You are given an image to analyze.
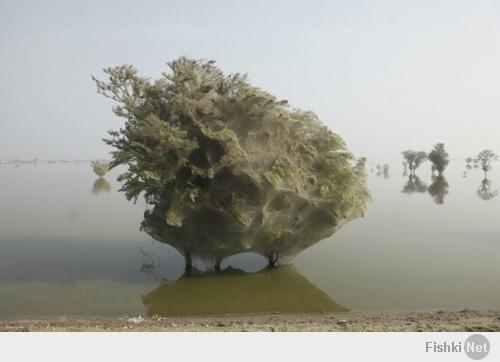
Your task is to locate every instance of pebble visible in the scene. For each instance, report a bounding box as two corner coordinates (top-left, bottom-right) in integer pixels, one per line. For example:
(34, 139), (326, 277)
(128, 316), (144, 324)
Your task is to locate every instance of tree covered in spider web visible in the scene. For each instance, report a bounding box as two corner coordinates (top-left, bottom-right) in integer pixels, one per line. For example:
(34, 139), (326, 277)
(93, 57), (370, 267)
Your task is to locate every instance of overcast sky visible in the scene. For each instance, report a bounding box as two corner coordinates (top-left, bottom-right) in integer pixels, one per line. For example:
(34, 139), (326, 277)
(1, 0), (499, 160)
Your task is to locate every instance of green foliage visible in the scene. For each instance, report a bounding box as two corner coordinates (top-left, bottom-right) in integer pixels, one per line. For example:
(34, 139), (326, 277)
(401, 150), (427, 173)
(355, 157), (367, 171)
(428, 143), (449, 174)
(474, 150), (498, 174)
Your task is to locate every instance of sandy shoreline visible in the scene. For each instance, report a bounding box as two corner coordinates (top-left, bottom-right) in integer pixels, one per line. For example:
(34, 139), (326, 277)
(1, 309), (500, 332)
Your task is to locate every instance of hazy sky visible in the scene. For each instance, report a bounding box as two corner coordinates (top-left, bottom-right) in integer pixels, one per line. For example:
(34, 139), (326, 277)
(1, 0), (499, 160)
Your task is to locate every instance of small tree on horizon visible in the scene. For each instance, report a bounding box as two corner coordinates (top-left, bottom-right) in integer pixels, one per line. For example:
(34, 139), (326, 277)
(383, 164), (389, 178)
(474, 150), (498, 176)
(465, 157), (473, 170)
(355, 157), (367, 171)
(91, 160), (110, 177)
(428, 143), (449, 175)
(401, 150), (427, 174)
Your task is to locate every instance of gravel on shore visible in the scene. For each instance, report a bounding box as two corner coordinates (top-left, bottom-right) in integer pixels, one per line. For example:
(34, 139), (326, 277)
(1, 309), (500, 332)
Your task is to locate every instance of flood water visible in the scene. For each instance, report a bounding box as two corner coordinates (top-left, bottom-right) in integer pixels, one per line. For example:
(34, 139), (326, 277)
(1, 160), (499, 317)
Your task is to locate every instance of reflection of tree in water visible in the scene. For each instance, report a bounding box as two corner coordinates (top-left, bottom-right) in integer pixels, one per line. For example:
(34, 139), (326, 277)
(140, 247), (164, 280)
(401, 174), (427, 194)
(375, 164), (389, 178)
(91, 177), (111, 194)
(141, 265), (347, 316)
(427, 174), (449, 205)
(355, 157), (367, 172)
(383, 164), (389, 178)
(477, 178), (498, 201)
(402, 162), (408, 176)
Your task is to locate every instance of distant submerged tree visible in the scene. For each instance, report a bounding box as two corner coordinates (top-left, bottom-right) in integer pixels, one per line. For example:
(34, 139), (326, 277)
(402, 162), (408, 176)
(474, 150), (498, 176)
(427, 174), (449, 205)
(383, 164), (389, 178)
(473, 158), (479, 169)
(355, 157), (367, 172)
(401, 150), (427, 174)
(91, 160), (110, 177)
(428, 143), (449, 175)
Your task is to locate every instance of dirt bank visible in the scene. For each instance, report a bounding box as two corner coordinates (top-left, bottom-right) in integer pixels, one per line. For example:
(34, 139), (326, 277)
(1, 309), (500, 332)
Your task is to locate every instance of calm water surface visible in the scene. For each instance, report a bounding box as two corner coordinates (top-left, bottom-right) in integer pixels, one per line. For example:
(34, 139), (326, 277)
(0, 161), (499, 316)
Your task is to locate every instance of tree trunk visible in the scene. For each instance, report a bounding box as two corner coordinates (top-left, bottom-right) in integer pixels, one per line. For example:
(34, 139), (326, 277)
(268, 252), (278, 267)
(214, 256), (222, 271)
(185, 251), (192, 270)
